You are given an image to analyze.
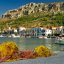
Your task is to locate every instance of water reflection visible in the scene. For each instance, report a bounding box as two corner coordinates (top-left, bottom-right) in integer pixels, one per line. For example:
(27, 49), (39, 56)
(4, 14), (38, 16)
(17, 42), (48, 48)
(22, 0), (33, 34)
(0, 37), (64, 51)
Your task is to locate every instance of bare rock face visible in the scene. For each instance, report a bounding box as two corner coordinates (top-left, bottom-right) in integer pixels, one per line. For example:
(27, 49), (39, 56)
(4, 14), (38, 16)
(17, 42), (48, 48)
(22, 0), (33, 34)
(2, 2), (64, 19)
(60, 3), (64, 11)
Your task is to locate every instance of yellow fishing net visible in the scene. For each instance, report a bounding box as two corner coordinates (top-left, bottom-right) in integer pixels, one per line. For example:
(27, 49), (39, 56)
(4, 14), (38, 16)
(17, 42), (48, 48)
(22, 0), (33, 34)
(34, 45), (52, 57)
(0, 41), (18, 59)
(0, 42), (53, 62)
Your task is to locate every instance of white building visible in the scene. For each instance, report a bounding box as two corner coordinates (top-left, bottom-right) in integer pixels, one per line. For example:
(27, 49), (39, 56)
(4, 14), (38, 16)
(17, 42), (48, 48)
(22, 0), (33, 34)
(30, 28), (42, 37)
(59, 26), (64, 35)
(45, 29), (52, 36)
(19, 27), (26, 36)
(14, 28), (17, 33)
(19, 27), (26, 31)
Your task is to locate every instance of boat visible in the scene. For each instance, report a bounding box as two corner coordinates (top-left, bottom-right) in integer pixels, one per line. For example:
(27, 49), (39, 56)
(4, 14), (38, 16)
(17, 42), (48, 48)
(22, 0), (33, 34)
(44, 36), (48, 39)
(38, 36), (44, 39)
(55, 39), (64, 45)
(11, 34), (20, 38)
(56, 37), (64, 41)
(38, 36), (48, 39)
(0, 35), (6, 37)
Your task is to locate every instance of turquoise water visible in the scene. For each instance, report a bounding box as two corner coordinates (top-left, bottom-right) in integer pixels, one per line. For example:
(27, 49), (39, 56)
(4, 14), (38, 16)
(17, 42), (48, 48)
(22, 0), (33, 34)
(0, 37), (64, 51)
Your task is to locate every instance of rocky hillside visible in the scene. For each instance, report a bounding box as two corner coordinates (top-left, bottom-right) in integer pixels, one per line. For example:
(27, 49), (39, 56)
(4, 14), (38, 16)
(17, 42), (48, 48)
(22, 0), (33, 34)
(2, 2), (64, 19)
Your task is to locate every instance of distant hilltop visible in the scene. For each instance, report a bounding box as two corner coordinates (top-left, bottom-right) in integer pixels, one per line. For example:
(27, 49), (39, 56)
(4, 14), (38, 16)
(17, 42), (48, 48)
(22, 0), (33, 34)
(2, 2), (64, 19)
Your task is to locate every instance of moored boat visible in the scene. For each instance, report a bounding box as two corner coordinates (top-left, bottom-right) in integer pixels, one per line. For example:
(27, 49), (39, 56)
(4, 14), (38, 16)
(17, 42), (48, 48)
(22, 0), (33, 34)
(11, 34), (20, 38)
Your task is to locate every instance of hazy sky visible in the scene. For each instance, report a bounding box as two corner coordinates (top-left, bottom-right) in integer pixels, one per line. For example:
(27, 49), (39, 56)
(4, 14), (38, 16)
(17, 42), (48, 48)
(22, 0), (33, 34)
(0, 0), (64, 16)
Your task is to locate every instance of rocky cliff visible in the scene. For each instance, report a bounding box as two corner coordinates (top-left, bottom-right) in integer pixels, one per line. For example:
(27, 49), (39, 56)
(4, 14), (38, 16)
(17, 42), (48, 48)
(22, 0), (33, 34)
(2, 2), (64, 19)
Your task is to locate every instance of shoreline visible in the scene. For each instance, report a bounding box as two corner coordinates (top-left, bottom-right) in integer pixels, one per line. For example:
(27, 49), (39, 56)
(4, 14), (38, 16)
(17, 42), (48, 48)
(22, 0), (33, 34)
(1, 51), (64, 64)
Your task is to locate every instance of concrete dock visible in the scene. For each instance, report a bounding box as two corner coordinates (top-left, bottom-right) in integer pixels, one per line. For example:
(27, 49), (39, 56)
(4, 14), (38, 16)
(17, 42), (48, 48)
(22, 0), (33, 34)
(1, 51), (64, 64)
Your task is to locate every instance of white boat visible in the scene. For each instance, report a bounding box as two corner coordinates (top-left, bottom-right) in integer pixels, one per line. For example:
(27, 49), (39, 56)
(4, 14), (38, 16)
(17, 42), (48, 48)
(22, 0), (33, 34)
(38, 36), (44, 39)
(26, 36), (31, 38)
(0, 35), (6, 37)
(55, 37), (64, 45)
(11, 34), (20, 38)
(7, 35), (12, 37)
(57, 37), (64, 41)
(44, 36), (48, 39)
(38, 36), (48, 39)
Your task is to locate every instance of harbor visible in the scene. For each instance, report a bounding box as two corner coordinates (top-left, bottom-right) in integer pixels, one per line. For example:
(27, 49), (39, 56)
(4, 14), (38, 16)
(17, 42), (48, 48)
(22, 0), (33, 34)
(1, 51), (64, 64)
(0, 1), (64, 63)
(0, 26), (64, 38)
(0, 38), (64, 64)
(0, 37), (64, 51)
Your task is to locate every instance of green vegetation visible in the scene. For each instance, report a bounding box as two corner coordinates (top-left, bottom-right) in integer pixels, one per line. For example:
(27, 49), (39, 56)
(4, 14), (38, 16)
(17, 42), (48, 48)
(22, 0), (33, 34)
(0, 11), (64, 29)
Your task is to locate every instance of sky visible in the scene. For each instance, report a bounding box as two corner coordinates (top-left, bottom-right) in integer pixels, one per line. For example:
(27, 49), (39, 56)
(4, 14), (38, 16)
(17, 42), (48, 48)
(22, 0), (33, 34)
(0, 0), (64, 16)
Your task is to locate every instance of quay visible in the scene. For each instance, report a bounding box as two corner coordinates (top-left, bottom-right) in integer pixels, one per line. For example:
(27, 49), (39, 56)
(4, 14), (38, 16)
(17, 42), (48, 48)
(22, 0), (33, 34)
(1, 51), (64, 64)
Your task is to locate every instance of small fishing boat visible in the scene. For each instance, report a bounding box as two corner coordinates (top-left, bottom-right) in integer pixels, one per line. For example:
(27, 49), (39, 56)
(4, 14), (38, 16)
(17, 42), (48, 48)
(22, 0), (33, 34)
(38, 36), (48, 39)
(56, 37), (64, 41)
(11, 34), (20, 38)
(0, 35), (6, 37)
(38, 36), (44, 39)
(55, 38), (64, 45)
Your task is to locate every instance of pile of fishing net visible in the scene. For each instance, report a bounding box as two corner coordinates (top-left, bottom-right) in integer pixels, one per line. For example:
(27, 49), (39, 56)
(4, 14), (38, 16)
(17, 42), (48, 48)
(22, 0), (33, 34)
(34, 45), (52, 57)
(0, 41), (19, 62)
(0, 41), (53, 62)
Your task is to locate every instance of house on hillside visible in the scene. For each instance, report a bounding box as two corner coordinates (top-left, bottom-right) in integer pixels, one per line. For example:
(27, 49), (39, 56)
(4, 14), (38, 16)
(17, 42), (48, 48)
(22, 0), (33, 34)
(45, 28), (52, 36)
(19, 27), (26, 36)
(30, 27), (48, 37)
(30, 27), (42, 37)
(59, 26), (64, 35)
(52, 26), (64, 36)
(52, 27), (57, 35)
